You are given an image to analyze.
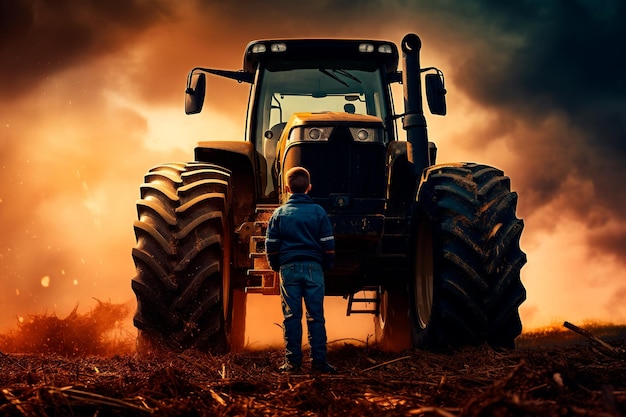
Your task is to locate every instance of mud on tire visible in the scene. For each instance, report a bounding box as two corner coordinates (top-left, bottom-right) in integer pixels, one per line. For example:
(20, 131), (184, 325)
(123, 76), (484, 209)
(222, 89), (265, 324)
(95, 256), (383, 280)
(410, 163), (526, 349)
(131, 162), (241, 353)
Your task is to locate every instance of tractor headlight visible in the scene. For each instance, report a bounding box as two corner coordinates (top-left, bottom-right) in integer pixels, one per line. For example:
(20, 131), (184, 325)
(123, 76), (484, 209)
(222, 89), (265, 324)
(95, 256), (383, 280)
(349, 127), (379, 142)
(289, 126), (333, 142)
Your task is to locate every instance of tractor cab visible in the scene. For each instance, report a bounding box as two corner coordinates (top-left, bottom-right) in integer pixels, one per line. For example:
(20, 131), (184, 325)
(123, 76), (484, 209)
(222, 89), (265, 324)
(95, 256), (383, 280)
(242, 40), (401, 200)
(185, 39), (404, 201)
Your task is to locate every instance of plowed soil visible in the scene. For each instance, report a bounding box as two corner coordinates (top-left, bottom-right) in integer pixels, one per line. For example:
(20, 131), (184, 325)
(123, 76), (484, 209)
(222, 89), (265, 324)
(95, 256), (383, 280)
(1, 304), (625, 416)
(1, 339), (625, 416)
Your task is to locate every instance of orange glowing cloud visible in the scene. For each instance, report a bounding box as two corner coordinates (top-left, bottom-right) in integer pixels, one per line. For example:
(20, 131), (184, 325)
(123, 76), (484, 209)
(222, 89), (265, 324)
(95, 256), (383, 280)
(0, 1), (624, 343)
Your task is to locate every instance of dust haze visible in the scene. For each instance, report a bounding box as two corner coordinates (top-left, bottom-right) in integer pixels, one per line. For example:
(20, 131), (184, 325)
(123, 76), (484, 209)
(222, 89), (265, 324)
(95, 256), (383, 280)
(1, 1), (624, 342)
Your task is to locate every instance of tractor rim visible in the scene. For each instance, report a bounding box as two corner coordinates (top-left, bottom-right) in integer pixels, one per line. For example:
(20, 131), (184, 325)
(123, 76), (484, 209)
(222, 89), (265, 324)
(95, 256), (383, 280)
(415, 217), (434, 329)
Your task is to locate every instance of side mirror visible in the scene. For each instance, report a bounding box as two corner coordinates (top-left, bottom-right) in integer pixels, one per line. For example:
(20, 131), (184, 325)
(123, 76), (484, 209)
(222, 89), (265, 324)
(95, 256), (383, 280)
(185, 72), (206, 115)
(425, 73), (446, 116)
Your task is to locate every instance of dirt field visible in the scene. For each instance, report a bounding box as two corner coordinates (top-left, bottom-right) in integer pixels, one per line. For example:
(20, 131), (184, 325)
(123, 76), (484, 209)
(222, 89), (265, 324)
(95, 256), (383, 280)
(1, 332), (625, 416)
(1, 303), (625, 416)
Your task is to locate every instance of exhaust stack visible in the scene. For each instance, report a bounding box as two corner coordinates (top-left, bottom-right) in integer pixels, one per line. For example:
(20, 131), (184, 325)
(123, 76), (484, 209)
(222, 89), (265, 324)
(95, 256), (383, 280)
(401, 33), (429, 177)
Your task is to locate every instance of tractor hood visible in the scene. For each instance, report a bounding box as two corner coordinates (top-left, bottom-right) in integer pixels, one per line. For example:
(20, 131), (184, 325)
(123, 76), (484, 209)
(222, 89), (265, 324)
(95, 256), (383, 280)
(277, 111), (386, 161)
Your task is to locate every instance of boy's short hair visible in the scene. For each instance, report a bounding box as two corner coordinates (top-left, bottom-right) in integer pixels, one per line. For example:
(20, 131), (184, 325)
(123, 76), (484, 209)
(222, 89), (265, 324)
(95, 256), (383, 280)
(286, 167), (311, 193)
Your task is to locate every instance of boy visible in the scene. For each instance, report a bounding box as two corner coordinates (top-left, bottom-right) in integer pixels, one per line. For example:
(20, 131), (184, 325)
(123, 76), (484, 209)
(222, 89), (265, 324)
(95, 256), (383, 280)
(266, 167), (336, 373)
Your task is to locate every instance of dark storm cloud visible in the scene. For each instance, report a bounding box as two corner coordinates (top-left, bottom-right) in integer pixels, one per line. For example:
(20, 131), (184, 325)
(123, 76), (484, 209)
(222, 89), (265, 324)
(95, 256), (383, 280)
(455, 2), (625, 114)
(0, 0), (173, 98)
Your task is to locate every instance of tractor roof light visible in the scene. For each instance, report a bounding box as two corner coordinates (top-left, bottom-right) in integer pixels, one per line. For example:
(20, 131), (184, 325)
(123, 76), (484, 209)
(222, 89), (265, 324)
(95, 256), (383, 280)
(358, 43), (375, 53)
(251, 43), (267, 54)
(359, 43), (393, 54)
(270, 42), (287, 52)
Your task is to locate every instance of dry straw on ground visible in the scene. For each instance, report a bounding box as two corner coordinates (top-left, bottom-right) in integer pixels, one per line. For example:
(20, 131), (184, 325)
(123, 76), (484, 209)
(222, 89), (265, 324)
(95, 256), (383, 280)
(0, 303), (625, 416)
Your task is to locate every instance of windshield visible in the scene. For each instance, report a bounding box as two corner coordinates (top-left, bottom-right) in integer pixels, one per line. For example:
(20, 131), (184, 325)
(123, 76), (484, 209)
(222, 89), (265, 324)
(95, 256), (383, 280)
(254, 62), (389, 197)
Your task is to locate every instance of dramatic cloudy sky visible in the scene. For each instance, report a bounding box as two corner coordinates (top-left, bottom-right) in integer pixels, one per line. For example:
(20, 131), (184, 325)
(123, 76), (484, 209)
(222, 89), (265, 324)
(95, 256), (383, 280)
(1, 0), (624, 344)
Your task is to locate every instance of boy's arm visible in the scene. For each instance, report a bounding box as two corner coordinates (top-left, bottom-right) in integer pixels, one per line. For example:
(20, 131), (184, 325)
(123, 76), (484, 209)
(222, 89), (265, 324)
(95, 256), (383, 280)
(319, 215), (335, 271)
(265, 214), (281, 272)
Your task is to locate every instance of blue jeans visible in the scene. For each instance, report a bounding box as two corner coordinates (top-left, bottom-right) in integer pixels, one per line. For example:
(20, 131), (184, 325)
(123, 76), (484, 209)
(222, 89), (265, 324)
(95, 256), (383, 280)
(279, 260), (327, 365)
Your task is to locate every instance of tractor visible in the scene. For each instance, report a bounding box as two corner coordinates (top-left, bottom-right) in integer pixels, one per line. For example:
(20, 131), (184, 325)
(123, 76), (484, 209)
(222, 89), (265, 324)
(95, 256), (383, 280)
(131, 33), (526, 353)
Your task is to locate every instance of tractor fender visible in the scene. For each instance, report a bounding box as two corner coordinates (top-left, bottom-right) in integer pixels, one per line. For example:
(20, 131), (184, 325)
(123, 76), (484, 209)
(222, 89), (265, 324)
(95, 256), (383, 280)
(386, 140), (409, 168)
(194, 141), (256, 224)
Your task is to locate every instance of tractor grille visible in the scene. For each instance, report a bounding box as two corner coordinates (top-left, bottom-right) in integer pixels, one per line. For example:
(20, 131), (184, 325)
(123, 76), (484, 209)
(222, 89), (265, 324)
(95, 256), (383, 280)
(283, 125), (386, 214)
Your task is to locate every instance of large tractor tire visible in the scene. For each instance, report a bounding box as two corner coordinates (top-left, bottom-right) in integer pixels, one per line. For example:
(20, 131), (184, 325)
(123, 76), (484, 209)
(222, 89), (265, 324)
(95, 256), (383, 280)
(131, 162), (246, 353)
(410, 163), (526, 349)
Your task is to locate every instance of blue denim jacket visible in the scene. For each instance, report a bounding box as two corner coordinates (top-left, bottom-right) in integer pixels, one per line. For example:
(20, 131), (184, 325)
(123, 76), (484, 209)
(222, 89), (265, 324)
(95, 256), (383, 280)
(266, 193), (335, 271)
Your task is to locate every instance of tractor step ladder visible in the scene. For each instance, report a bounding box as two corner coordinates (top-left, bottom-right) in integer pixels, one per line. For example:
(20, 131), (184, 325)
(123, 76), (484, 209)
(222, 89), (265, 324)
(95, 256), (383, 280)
(346, 286), (381, 316)
(245, 221), (280, 295)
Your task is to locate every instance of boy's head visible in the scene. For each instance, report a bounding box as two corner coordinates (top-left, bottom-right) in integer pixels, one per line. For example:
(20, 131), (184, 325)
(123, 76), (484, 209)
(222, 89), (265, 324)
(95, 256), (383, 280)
(286, 166), (311, 194)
